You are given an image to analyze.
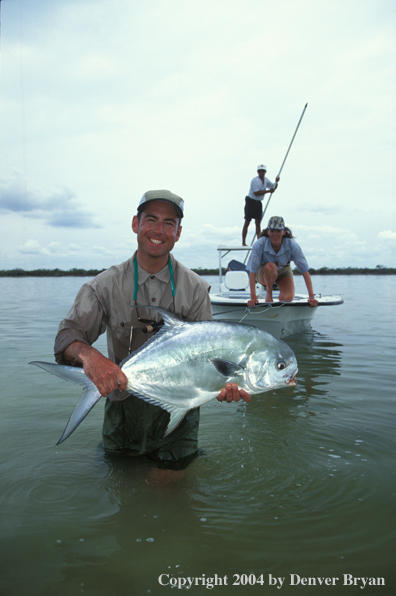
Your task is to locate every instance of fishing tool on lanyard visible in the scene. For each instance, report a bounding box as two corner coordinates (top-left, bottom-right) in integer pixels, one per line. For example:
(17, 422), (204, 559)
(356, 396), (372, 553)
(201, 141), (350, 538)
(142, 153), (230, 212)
(128, 256), (176, 354)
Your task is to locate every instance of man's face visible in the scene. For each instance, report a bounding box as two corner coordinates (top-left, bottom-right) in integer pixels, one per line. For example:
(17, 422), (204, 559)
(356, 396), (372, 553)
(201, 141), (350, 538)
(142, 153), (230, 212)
(132, 200), (182, 261)
(258, 169), (266, 181)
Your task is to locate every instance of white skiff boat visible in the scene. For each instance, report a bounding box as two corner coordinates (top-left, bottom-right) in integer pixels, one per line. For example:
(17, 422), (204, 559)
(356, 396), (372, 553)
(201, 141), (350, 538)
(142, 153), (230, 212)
(209, 246), (344, 338)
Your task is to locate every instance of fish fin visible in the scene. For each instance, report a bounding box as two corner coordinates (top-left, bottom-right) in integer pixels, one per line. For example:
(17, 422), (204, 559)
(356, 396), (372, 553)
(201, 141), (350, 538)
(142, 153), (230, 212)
(29, 361), (90, 386)
(210, 358), (245, 378)
(163, 405), (189, 437)
(130, 305), (183, 327)
(56, 386), (103, 445)
(130, 391), (188, 437)
(121, 322), (173, 362)
(29, 361), (102, 444)
(119, 307), (185, 367)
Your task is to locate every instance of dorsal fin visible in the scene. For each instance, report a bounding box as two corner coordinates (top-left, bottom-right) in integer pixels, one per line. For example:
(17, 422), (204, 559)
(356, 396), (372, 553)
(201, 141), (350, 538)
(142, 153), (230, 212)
(120, 306), (185, 367)
(131, 305), (183, 327)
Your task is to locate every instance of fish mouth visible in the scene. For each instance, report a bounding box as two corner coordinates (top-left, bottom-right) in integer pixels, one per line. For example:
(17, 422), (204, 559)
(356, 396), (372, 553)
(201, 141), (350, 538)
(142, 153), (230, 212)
(286, 368), (298, 386)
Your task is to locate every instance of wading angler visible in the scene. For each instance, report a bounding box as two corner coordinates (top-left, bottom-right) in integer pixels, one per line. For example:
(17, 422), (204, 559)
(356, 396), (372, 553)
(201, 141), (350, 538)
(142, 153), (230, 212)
(31, 189), (297, 479)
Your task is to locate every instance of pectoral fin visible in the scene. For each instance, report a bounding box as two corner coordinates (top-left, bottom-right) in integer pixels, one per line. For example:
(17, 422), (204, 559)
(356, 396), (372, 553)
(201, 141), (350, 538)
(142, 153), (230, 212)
(210, 358), (245, 378)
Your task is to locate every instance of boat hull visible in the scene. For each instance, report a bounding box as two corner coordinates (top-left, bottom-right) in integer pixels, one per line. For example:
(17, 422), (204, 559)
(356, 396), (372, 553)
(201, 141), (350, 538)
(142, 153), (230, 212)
(210, 292), (343, 338)
(210, 246), (344, 339)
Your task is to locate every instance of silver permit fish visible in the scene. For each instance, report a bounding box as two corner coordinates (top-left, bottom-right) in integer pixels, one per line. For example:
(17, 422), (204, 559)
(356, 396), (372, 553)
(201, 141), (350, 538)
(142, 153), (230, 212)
(30, 306), (298, 445)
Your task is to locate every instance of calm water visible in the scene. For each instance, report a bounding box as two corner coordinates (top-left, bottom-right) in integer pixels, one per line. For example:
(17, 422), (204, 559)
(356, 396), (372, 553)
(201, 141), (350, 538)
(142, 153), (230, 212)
(0, 275), (395, 595)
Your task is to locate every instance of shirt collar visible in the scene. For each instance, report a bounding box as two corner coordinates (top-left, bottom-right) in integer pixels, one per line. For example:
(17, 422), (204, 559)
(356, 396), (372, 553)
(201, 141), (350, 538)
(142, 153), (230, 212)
(264, 236), (286, 256)
(134, 253), (172, 285)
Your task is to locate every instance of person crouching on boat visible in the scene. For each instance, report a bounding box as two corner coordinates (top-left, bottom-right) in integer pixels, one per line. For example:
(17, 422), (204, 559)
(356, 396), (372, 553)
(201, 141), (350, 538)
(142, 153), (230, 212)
(246, 216), (319, 307)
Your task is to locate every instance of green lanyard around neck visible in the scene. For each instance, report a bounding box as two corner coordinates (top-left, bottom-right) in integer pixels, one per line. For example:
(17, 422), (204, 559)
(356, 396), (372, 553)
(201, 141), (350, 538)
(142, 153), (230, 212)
(133, 255), (175, 301)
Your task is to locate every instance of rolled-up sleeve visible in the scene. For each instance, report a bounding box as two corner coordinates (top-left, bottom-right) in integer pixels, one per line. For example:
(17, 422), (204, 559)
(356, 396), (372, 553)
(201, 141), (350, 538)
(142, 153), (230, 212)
(54, 283), (107, 364)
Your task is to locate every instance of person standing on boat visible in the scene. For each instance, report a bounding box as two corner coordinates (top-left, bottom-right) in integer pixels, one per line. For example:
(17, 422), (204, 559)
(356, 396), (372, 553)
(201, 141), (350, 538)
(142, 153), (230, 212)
(246, 216), (318, 307)
(242, 164), (280, 246)
(54, 190), (250, 481)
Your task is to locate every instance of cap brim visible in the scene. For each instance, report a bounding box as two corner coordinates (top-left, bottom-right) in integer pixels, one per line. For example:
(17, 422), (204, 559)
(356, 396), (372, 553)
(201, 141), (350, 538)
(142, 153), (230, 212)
(137, 198), (183, 219)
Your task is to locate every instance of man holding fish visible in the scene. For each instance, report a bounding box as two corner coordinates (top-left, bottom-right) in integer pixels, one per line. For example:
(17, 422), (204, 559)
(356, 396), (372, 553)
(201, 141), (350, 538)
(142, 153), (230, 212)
(53, 190), (250, 472)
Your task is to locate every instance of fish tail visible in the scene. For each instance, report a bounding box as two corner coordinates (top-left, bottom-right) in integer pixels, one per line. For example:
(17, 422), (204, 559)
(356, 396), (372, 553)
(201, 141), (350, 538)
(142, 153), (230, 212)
(29, 361), (102, 444)
(30, 361), (91, 386)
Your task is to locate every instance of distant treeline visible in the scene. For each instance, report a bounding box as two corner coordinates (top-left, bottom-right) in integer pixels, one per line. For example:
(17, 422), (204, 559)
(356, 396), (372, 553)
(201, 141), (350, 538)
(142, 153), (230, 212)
(0, 268), (106, 277)
(296, 266), (396, 276)
(0, 266), (395, 277)
(193, 266), (396, 276)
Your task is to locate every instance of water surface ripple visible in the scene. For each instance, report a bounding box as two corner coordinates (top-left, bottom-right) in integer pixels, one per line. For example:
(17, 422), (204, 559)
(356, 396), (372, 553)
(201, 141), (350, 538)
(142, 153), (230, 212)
(0, 276), (395, 595)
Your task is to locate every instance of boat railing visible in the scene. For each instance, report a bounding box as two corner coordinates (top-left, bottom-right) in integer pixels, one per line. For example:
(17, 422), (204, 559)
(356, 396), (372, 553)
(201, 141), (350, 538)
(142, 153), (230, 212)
(217, 245), (252, 286)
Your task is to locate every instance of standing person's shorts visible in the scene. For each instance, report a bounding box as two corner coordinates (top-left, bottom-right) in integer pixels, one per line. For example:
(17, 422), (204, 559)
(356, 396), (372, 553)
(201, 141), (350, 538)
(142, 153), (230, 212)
(244, 196), (262, 221)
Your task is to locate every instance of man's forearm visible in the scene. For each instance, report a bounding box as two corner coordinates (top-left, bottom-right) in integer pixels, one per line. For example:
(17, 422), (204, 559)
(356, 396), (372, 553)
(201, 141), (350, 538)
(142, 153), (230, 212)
(63, 341), (97, 366)
(63, 341), (128, 394)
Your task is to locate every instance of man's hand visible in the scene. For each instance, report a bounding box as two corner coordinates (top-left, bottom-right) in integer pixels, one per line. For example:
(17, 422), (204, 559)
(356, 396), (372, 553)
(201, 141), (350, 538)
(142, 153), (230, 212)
(63, 342), (128, 396)
(217, 383), (251, 403)
(82, 351), (128, 396)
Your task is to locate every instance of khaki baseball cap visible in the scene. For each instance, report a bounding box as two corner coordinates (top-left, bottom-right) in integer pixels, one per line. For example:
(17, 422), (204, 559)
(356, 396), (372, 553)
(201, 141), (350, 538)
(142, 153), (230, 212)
(138, 190), (184, 219)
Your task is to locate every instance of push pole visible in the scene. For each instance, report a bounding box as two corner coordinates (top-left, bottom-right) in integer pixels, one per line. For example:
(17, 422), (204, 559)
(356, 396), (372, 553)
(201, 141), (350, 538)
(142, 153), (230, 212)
(250, 103), (308, 247)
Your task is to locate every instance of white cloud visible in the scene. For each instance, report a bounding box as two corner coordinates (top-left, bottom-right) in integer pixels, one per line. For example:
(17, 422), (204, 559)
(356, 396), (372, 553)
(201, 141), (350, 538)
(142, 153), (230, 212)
(73, 54), (121, 81)
(378, 230), (396, 242)
(48, 242), (62, 253)
(19, 240), (44, 255)
(0, 0), (395, 270)
(0, 170), (101, 229)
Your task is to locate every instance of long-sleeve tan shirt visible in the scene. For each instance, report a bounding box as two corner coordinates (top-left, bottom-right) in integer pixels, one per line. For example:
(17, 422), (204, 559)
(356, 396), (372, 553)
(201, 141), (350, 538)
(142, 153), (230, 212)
(54, 252), (212, 456)
(55, 252), (212, 365)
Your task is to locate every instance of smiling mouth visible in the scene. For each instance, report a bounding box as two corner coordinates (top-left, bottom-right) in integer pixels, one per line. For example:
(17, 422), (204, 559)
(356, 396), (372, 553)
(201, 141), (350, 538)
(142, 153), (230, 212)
(149, 238), (163, 245)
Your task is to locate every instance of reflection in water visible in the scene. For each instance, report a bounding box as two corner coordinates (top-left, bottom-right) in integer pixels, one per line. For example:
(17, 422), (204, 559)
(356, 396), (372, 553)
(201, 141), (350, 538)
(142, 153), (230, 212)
(287, 328), (343, 400)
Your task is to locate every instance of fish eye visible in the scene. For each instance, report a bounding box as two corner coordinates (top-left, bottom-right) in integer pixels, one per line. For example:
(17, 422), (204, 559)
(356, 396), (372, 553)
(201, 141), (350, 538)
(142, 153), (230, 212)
(276, 360), (287, 370)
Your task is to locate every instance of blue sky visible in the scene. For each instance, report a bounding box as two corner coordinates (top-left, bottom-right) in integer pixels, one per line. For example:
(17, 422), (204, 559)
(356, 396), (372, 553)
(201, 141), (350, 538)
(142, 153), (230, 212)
(0, 0), (395, 270)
